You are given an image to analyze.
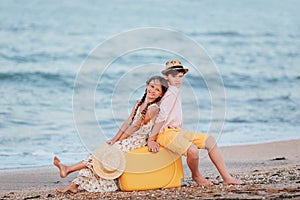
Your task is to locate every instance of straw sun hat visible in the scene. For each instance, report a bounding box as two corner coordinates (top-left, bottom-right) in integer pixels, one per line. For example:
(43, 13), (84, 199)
(161, 59), (189, 75)
(92, 144), (126, 180)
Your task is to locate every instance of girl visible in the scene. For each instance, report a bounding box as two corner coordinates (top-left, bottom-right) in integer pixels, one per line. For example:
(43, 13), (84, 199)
(54, 75), (168, 193)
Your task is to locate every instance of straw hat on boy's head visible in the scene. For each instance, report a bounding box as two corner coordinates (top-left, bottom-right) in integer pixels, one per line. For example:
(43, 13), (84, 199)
(161, 59), (189, 75)
(92, 144), (126, 180)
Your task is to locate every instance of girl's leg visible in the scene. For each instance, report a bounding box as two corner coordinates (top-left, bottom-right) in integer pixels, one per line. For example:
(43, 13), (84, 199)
(53, 156), (87, 178)
(186, 144), (213, 186)
(205, 136), (243, 185)
(56, 182), (79, 193)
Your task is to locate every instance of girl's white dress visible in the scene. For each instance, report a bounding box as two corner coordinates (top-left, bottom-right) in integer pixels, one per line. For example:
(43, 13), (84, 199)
(72, 104), (158, 192)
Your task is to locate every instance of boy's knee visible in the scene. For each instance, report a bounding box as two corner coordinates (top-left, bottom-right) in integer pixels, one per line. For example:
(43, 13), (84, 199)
(187, 144), (199, 159)
(205, 135), (217, 150)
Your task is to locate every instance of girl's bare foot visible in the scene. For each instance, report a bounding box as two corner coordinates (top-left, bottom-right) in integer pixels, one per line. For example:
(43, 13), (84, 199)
(223, 177), (244, 185)
(56, 183), (78, 193)
(53, 156), (68, 178)
(193, 175), (214, 186)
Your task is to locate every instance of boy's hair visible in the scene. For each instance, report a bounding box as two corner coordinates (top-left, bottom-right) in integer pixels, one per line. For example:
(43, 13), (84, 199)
(165, 69), (185, 76)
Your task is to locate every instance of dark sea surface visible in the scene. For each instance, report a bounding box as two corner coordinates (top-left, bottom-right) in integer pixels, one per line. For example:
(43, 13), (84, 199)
(0, 0), (299, 168)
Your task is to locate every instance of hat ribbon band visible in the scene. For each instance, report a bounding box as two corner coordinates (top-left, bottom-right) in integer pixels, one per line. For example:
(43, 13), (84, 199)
(169, 66), (183, 69)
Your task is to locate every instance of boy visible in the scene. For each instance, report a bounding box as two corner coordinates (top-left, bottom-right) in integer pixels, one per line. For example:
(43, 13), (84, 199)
(147, 59), (243, 186)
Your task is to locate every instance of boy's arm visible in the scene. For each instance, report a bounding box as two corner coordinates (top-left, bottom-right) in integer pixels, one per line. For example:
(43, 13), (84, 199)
(147, 121), (164, 152)
(147, 87), (179, 152)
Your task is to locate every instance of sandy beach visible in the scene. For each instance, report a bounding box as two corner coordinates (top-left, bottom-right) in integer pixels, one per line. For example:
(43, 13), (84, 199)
(1, 139), (299, 199)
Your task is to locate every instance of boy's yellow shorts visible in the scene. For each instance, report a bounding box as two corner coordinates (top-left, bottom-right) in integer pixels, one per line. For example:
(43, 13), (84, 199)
(156, 128), (209, 156)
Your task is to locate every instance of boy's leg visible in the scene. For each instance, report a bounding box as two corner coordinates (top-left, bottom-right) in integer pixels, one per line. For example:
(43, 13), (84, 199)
(156, 129), (190, 155)
(185, 131), (243, 185)
(205, 136), (243, 185)
(186, 144), (213, 186)
(157, 129), (213, 186)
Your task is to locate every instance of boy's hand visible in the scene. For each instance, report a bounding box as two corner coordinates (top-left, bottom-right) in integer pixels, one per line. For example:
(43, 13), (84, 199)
(148, 141), (160, 153)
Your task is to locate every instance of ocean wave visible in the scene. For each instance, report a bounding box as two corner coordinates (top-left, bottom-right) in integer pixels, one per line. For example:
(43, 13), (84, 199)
(0, 71), (73, 88)
(32, 149), (54, 156)
(226, 118), (252, 123)
(0, 52), (88, 64)
(0, 136), (31, 145)
(247, 93), (292, 103)
(0, 150), (54, 157)
(188, 31), (277, 38)
(0, 152), (20, 157)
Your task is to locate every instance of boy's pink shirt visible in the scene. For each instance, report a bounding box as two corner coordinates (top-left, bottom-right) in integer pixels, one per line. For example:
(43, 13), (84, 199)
(155, 85), (182, 132)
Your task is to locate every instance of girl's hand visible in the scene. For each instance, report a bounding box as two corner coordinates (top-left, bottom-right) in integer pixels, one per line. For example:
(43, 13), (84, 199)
(148, 141), (160, 153)
(107, 139), (115, 145)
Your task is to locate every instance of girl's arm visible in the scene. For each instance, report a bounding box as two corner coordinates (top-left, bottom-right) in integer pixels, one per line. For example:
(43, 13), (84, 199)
(118, 104), (159, 141)
(107, 101), (139, 144)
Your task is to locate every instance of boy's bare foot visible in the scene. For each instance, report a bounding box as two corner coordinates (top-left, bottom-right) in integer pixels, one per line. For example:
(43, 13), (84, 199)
(53, 156), (68, 178)
(193, 175), (214, 186)
(56, 183), (78, 193)
(223, 177), (244, 185)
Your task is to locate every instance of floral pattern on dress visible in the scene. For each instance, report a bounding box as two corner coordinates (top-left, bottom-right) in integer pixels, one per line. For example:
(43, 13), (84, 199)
(72, 104), (158, 192)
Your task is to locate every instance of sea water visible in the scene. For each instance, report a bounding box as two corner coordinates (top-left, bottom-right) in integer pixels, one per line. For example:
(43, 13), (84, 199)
(0, 0), (299, 169)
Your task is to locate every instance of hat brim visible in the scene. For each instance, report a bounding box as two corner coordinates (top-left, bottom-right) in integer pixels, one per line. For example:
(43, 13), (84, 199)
(92, 144), (126, 180)
(161, 68), (189, 75)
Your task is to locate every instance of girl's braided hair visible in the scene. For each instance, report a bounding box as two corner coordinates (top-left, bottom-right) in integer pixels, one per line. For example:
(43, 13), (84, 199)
(130, 76), (168, 124)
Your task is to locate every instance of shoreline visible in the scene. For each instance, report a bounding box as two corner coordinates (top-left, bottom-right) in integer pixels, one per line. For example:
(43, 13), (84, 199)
(1, 139), (299, 199)
(1, 138), (298, 171)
